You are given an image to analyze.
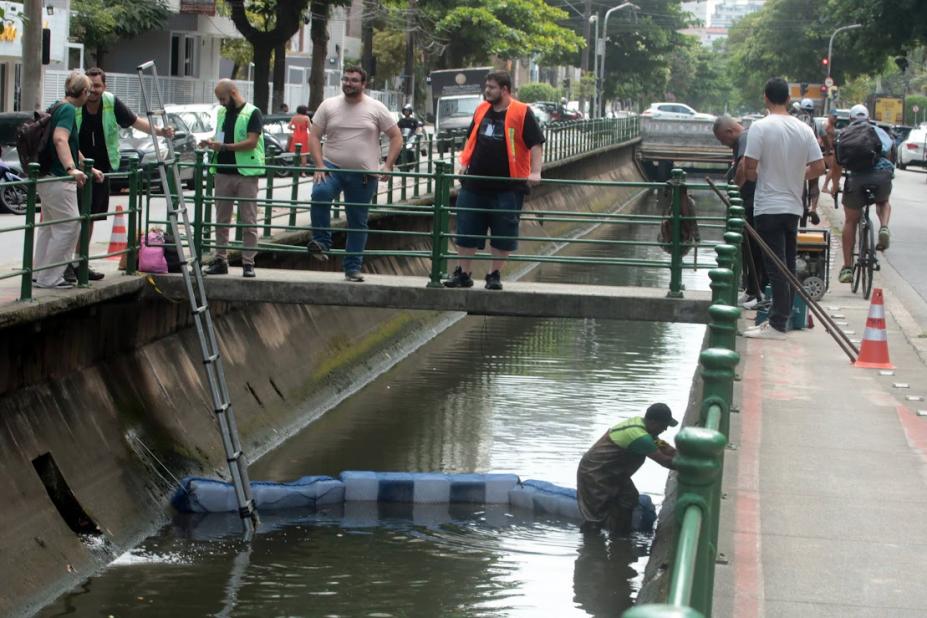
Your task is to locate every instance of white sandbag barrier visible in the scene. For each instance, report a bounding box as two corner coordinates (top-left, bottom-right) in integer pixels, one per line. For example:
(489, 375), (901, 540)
(171, 472), (657, 533)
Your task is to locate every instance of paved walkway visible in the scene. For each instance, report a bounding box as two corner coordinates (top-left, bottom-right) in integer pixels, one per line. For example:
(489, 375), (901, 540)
(714, 176), (927, 617)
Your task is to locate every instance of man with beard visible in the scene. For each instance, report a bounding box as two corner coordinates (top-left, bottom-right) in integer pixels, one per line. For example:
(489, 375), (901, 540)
(200, 79), (265, 278)
(442, 70), (544, 291)
(306, 66), (402, 282)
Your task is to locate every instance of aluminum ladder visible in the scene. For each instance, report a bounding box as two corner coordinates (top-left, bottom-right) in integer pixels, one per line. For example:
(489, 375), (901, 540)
(136, 61), (258, 536)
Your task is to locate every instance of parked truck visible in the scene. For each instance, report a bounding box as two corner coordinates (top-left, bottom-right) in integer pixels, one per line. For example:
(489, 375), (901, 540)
(428, 67), (492, 154)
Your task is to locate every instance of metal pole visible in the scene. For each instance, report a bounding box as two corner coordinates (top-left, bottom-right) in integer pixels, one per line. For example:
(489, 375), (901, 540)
(599, 2), (639, 120)
(826, 24), (861, 113)
(590, 14), (599, 119)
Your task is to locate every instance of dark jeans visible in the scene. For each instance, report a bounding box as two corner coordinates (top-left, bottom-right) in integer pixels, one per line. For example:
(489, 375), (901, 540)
(310, 162), (379, 273)
(741, 195), (768, 298)
(756, 213), (798, 332)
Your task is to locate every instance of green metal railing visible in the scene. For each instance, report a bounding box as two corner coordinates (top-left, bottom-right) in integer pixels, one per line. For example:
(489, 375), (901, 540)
(624, 185), (744, 618)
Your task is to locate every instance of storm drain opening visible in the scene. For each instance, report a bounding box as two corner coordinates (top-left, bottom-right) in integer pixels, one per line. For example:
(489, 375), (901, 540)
(32, 453), (101, 536)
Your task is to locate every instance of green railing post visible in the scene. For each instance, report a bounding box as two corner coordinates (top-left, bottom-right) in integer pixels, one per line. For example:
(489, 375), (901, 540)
(262, 161), (275, 238)
(204, 165), (214, 243)
(708, 303), (741, 353)
(77, 158), (94, 287)
(667, 168), (685, 298)
(126, 155), (140, 275)
(714, 244), (737, 305)
(624, 605), (705, 618)
(19, 163), (40, 301)
(669, 424), (727, 617)
(191, 150), (205, 262)
(722, 230), (743, 305)
(708, 268), (733, 306)
(289, 146), (301, 229)
(426, 135), (434, 194)
(701, 344), (740, 438)
(427, 161), (452, 288)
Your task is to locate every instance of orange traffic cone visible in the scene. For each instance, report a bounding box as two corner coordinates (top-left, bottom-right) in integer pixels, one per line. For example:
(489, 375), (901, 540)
(854, 288), (894, 369)
(107, 205), (127, 259)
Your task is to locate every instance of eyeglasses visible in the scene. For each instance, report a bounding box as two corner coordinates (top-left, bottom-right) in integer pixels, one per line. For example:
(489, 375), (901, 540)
(341, 77), (363, 84)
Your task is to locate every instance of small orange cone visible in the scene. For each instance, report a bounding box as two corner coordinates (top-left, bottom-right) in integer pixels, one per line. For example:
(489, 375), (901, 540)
(107, 205), (128, 259)
(854, 288), (894, 369)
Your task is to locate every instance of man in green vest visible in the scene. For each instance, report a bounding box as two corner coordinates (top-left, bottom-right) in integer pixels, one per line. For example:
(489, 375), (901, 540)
(577, 403), (678, 535)
(76, 67), (173, 281)
(200, 79), (264, 278)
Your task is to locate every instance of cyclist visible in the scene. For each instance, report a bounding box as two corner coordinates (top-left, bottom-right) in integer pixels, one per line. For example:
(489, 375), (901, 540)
(397, 103), (422, 134)
(836, 104), (894, 284)
(797, 98), (821, 224)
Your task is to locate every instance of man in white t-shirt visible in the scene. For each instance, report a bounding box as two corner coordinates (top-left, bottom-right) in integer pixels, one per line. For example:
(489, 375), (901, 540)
(306, 66), (402, 282)
(742, 77), (825, 339)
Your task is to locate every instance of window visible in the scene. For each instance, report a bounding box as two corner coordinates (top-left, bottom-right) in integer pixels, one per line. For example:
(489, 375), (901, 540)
(170, 33), (199, 77)
(170, 35), (180, 76)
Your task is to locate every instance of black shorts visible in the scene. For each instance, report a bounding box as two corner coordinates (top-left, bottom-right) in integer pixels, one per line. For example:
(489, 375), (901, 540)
(77, 177), (111, 220)
(842, 170), (892, 210)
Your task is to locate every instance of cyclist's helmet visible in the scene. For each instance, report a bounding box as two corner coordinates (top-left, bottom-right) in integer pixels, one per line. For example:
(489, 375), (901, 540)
(402, 103), (413, 114)
(800, 98), (814, 112)
(849, 104), (869, 120)
(790, 101), (801, 113)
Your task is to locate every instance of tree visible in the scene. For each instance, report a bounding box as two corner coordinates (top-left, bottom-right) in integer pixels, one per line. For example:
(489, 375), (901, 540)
(307, 0), (352, 110)
(227, 0), (312, 113)
(70, 0), (170, 68)
(517, 82), (561, 103)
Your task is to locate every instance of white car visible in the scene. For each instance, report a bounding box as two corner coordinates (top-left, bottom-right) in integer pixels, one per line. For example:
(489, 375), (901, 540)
(898, 128), (927, 170)
(641, 102), (715, 121)
(164, 103), (218, 145)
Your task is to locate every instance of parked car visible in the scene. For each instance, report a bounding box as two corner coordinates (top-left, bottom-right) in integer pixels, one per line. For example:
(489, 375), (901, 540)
(641, 102), (715, 121)
(529, 104), (552, 126)
(112, 113), (198, 191)
(897, 127), (927, 170)
(165, 103), (217, 145)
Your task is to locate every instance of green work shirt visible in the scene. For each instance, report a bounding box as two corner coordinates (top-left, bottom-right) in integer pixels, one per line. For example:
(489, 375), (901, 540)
(608, 416), (657, 456)
(44, 103), (79, 177)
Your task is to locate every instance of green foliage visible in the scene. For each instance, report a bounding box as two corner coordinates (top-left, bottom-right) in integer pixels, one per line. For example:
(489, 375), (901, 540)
(517, 82), (561, 103)
(905, 95), (927, 124)
(412, 0), (584, 68)
(372, 28), (406, 86)
(71, 0), (170, 65)
(667, 39), (735, 114)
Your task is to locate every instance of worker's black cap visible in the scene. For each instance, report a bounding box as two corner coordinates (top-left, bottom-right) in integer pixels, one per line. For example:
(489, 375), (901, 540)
(645, 403), (678, 427)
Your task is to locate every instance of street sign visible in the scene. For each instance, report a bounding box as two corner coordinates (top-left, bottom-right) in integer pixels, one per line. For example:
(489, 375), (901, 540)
(824, 76), (834, 88)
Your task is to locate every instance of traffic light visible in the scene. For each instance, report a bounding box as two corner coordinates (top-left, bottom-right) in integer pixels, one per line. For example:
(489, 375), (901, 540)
(821, 57), (829, 68)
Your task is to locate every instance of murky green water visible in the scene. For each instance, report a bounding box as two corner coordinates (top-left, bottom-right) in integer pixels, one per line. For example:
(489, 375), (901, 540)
(39, 191), (721, 618)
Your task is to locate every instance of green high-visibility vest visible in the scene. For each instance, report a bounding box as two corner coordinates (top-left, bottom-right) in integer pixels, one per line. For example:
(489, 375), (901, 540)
(211, 103), (265, 176)
(75, 91), (121, 171)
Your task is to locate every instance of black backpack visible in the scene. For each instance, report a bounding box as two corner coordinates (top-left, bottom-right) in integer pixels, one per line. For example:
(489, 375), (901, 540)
(15, 103), (63, 174)
(835, 120), (882, 173)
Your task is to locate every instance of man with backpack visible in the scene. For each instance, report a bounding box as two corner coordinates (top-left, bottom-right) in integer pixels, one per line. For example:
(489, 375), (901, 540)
(28, 72), (93, 289)
(836, 104), (894, 284)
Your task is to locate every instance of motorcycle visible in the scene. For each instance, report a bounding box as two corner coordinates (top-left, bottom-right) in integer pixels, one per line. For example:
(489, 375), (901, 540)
(397, 127), (422, 170)
(0, 160), (27, 215)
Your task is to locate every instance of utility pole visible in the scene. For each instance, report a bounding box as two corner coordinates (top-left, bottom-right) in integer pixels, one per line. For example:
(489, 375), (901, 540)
(21, 0), (43, 111)
(579, 0), (592, 114)
(403, 0), (415, 104)
(361, 0), (377, 81)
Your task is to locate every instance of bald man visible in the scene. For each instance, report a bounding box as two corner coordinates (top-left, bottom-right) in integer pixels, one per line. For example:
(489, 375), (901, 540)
(713, 115), (766, 308)
(200, 79), (265, 278)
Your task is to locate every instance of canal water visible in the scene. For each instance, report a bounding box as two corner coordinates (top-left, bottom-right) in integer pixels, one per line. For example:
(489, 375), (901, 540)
(39, 189), (722, 617)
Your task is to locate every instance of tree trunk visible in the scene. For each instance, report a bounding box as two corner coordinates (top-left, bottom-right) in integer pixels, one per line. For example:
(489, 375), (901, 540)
(272, 42), (286, 112)
(252, 42), (272, 113)
(361, 0), (376, 81)
(403, 0), (415, 103)
(231, 62), (241, 80)
(308, 1), (330, 111)
(21, 0), (44, 110)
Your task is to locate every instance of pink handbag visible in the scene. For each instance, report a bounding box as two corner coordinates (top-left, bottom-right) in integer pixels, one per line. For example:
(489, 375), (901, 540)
(138, 230), (168, 273)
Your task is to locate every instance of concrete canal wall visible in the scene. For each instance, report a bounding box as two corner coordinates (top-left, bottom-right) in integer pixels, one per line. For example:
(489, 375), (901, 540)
(0, 143), (671, 616)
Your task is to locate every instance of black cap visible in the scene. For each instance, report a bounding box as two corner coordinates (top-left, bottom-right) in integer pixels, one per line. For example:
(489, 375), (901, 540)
(645, 403), (678, 427)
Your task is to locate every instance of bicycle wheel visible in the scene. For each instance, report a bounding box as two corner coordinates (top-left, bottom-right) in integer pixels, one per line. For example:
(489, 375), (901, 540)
(852, 221), (865, 294)
(863, 221), (875, 299)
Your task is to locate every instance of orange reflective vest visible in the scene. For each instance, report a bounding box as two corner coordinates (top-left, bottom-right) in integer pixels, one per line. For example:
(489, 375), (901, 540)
(459, 99), (531, 179)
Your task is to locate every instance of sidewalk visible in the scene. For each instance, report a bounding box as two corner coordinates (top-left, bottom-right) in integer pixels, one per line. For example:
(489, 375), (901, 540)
(713, 207), (927, 616)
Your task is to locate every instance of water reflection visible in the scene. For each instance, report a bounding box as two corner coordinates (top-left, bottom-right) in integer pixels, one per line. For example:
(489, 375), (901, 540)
(40, 191), (723, 617)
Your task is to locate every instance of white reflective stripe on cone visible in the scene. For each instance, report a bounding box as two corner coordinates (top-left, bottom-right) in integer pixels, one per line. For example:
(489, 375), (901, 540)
(863, 327), (887, 341)
(867, 304), (885, 319)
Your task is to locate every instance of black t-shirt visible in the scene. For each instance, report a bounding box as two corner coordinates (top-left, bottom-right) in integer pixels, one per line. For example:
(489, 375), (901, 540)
(397, 116), (421, 132)
(462, 106), (545, 193)
(732, 129), (756, 203)
(78, 96), (137, 173)
(217, 103), (264, 175)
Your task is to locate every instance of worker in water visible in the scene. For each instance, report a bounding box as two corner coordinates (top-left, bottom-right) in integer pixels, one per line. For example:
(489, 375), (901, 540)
(576, 403), (678, 535)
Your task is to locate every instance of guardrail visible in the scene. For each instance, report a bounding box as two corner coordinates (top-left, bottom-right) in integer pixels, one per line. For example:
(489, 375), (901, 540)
(625, 187), (745, 618)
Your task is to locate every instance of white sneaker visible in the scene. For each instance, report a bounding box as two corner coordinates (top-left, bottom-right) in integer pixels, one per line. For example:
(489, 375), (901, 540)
(741, 297), (760, 310)
(743, 322), (786, 340)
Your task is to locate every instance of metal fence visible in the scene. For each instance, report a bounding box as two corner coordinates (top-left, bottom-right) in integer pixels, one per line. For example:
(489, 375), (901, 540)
(42, 70), (400, 112)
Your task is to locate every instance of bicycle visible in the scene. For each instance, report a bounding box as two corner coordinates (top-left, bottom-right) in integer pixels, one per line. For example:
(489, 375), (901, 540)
(850, 184), (879, 300)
